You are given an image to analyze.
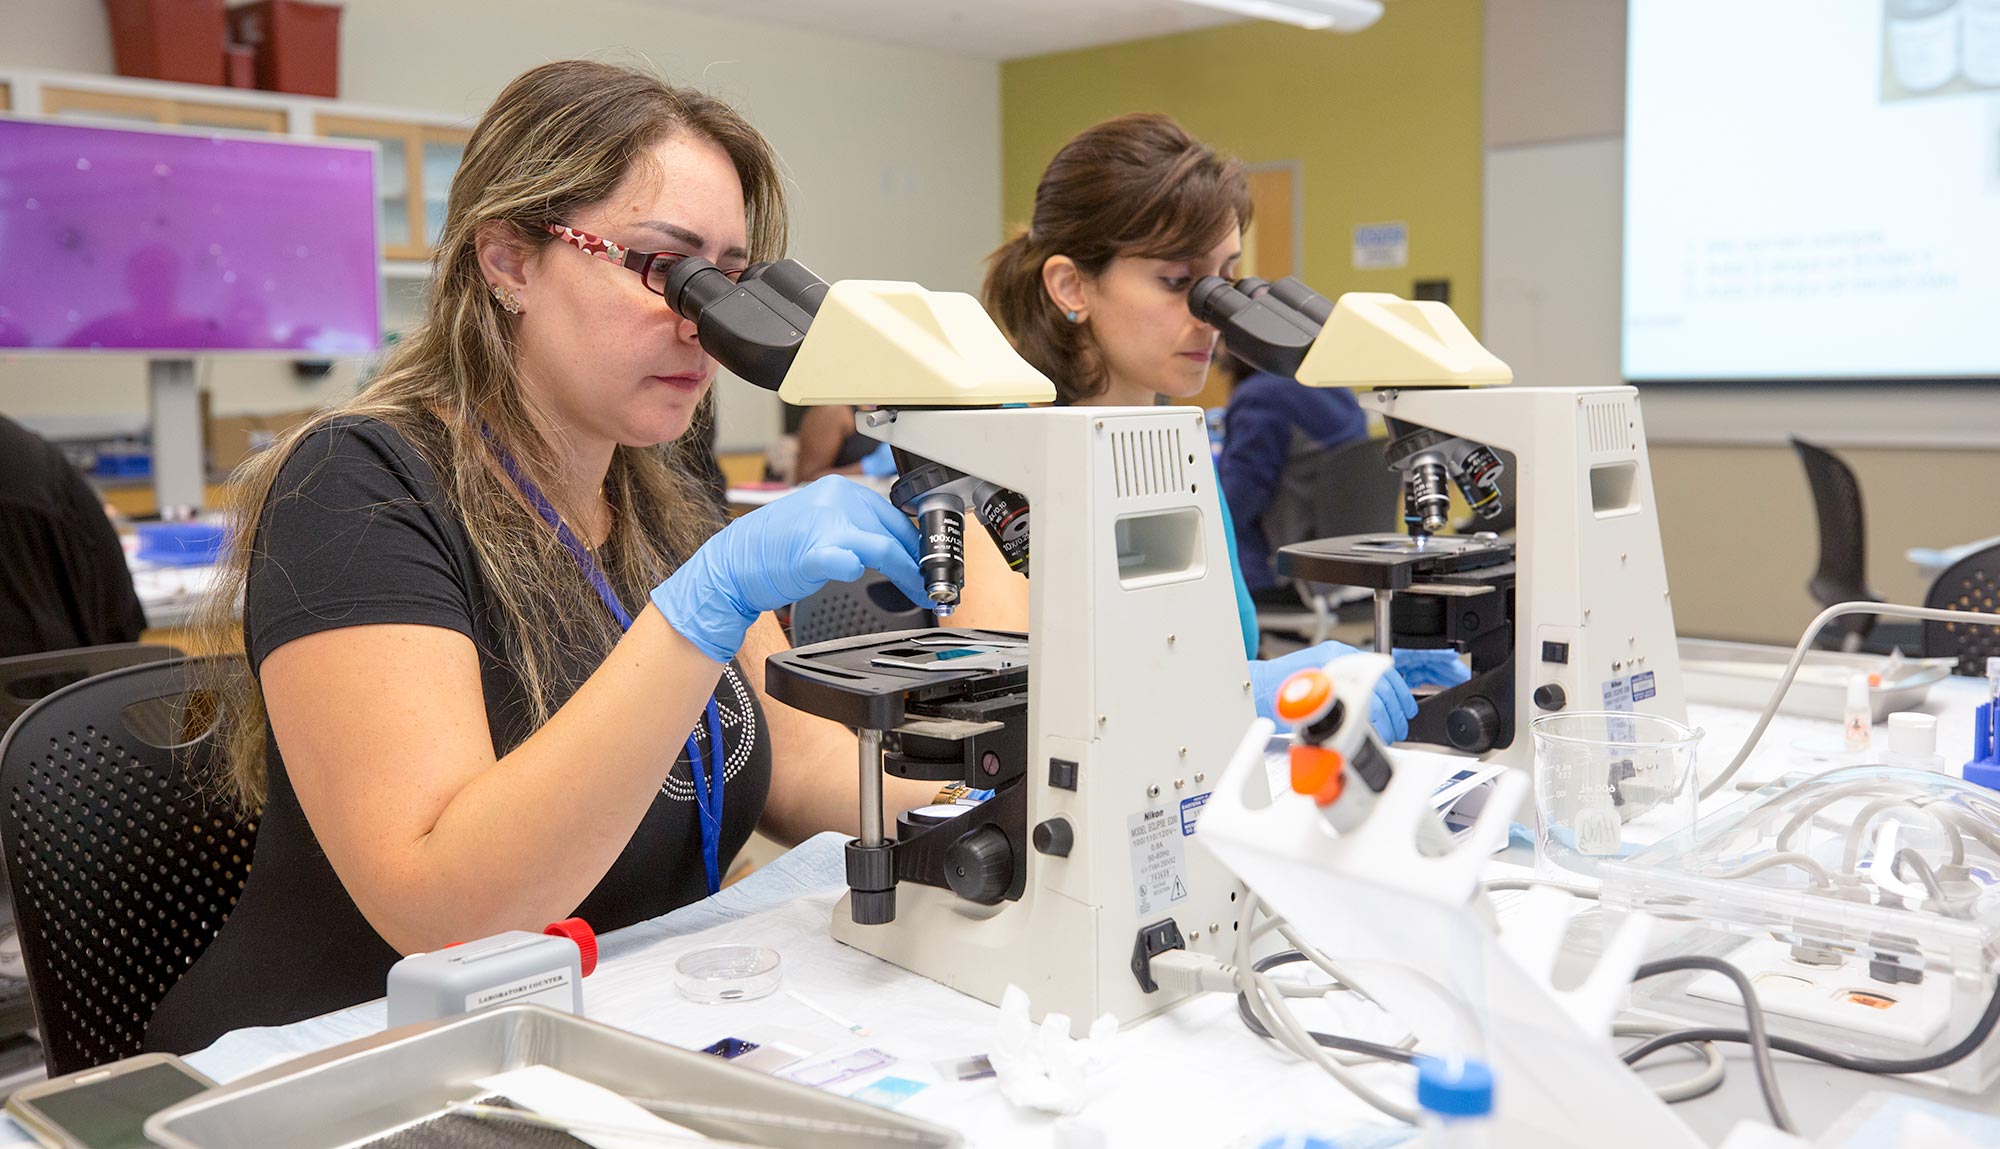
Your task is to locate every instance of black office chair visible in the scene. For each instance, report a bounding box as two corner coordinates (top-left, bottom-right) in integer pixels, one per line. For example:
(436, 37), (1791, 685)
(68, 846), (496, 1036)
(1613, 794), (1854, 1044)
(1254, 436), (1401, 651)
(1791, 437), (1882, 652)
(1922, 543), (2000, 678)
(790, 571), (935, 648)
(0, 644), (184, 735)
(0, 656), (257, 1074)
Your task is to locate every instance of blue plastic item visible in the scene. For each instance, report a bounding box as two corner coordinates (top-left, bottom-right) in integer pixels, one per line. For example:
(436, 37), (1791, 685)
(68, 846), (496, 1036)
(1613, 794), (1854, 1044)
(1414, 1056), (1494, 1118)
(135, 521), (228, 566)
(1966, 701), (2000, 791)
(92, 451), (152, 479)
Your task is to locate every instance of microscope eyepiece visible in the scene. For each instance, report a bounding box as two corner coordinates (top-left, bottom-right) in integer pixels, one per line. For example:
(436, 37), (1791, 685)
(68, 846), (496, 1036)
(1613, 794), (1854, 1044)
(1187, 275), (1249, 328)
(662, 256), (738, 326)
(741, 259), (830, 315)
(670, 258), (822, 391)
(1267, 277), (1335, 327)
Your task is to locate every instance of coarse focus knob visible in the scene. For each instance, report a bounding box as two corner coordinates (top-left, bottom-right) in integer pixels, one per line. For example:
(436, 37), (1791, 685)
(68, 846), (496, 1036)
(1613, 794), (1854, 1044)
(1445, 697), (1501, 753)
(1533, 683), (1567, 712)
(1032, 817), (1074, 857)
(945, 827), (1013, 904)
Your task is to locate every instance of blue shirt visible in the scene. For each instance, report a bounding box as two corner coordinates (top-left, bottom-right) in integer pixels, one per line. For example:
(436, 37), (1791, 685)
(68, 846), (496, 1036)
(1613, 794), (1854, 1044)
(1216, 487), (1259, 660)
(1218, 372), (1369, 592)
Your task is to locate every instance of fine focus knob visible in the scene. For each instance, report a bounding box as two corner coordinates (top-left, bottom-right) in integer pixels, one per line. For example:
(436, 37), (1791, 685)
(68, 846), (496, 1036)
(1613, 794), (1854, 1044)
(944, 827), (1014, 904)
(1533, 683), (1567, 712)
(1032, 817), (1074, 857)
(1445, 697), (1501, 753)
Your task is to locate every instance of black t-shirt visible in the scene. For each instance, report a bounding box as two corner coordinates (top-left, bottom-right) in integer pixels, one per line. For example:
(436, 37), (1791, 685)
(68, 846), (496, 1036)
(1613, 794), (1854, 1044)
(144, 416), (769, 1054)
(0, 416), (146, 659)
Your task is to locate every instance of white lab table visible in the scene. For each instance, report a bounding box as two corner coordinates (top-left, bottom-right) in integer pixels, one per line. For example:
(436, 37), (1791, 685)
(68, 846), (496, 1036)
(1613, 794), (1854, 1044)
(4, 674), (1996, 1148)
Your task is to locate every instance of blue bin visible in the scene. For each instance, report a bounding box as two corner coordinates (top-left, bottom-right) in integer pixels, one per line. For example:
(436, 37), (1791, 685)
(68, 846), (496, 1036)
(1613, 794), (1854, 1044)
(136, 521), (228, 566)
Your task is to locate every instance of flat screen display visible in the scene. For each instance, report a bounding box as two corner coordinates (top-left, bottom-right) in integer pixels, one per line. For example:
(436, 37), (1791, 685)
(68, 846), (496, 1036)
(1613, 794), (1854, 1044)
(0, 117), (380, 354)
(1623, 0), (1999, 382)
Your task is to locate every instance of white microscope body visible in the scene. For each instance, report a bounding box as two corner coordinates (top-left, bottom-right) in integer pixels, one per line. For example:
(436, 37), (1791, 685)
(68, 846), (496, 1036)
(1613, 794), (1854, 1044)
(776, 281), (1259, 1025)
(1288, 293), (1688, 770)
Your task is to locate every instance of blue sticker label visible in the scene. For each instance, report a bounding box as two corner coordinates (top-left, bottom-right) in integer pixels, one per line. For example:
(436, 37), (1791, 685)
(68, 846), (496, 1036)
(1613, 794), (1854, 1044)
(1631, 671), (1657, 702)
(1180, 792), (1209, 836)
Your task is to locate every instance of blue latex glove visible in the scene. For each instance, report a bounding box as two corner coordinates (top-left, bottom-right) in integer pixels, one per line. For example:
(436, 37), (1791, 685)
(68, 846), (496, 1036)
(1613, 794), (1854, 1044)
(1394, 648), (1472, 690)
(1250, 641), (1419, 744)
(651, 476), (931, 661)
(858, 440), (898, 478)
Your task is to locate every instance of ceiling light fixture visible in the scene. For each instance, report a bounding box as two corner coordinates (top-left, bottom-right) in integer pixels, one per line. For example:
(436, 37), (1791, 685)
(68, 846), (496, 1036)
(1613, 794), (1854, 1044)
(1177, 0), (1383, 32)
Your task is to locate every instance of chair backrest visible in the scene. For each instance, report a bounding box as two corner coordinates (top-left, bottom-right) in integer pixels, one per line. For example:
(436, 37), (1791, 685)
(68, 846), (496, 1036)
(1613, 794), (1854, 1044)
(790, 571), (935, 649)
(0, 643), (183, 735)
(1922, 543), (2000, 678)
(1258, 435), (1401, 578)
(0, 656), (257, 1074)
(1790, 437), (1879, 638)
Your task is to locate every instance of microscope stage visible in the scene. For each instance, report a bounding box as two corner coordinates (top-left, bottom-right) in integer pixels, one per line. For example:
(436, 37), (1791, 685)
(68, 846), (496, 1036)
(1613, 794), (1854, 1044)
(1276, 533), (1515, 591)
(765, 628), (1029, 730)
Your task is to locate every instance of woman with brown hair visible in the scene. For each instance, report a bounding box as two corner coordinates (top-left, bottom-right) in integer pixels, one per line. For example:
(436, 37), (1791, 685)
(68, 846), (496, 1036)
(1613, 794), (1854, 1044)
(961, 113), (1465, 741)
(144, 60), (940, 1052)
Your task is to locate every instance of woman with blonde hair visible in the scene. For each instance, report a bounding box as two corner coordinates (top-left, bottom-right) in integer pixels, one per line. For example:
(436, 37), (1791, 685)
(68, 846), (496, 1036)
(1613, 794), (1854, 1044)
(963, 113), (1466, 740)
(146, 60), (939, 1052)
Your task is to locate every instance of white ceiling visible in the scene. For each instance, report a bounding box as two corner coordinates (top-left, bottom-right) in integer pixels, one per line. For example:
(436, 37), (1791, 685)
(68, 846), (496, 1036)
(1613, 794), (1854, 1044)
(640, 0), (1246, 60)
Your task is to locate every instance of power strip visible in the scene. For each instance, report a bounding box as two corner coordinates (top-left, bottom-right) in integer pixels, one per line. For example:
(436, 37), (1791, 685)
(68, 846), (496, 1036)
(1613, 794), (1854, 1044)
(1684, 936), (1951, 1047)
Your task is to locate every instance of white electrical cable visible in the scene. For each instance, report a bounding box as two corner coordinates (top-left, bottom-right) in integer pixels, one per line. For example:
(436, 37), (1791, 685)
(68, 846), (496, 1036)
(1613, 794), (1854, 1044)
(1702, 600), (2000, 800)
(1708, 851), (1833, 887)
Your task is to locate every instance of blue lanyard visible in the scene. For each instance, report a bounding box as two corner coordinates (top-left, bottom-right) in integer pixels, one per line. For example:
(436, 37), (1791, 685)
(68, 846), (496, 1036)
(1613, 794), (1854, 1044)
(488, 430), (726, 896)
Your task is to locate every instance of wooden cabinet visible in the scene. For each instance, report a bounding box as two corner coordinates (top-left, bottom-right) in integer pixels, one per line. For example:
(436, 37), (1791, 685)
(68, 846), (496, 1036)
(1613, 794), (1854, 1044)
(40, 85), (287, 133)
(316, 114), (470, 261)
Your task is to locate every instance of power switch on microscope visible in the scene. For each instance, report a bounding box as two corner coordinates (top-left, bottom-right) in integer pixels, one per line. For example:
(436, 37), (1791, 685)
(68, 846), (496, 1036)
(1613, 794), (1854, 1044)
(1541, 641), (1569, 664)
(1048, 757), (1079, 792)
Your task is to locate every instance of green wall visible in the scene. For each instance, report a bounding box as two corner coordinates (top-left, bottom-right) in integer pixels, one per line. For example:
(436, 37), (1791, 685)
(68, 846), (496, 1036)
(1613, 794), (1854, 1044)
(1000, 1), (1485, 333)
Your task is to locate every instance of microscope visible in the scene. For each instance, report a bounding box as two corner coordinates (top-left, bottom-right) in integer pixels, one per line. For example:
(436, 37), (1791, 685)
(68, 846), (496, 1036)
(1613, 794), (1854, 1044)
(665, 257), (1259, 1025)
(1190, 276), (1686, 770)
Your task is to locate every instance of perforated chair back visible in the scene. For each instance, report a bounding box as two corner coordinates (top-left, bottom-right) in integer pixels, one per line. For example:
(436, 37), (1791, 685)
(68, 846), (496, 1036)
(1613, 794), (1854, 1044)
(1922, 543), (2000, 678)
(0, 644), (182, 734)
(1791, 437), (1880, 646)
(0, 656), (257, 1074)
(790, 571), (935, 649)
(1259, 435), (1400, 579)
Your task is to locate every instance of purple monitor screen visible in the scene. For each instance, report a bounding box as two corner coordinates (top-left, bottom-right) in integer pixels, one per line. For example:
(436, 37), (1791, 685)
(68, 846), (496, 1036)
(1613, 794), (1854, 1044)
(0, 117), (380, 354)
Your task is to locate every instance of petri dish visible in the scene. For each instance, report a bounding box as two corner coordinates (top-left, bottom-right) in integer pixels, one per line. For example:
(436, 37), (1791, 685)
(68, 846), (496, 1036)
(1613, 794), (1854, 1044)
(675, 942), (782, 1003)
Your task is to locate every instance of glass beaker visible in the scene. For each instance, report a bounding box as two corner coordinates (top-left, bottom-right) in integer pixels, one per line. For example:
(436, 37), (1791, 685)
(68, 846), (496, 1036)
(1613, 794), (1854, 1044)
(1532, 711), (1704, 878)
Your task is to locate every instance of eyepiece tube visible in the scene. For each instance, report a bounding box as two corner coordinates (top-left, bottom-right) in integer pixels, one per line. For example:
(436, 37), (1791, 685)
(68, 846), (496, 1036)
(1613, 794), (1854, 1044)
(663, 257), (740, 326)
(1187, 275), (1252, 329)
(1268, 277), (1335, 327)
(742, 259), (830, 315)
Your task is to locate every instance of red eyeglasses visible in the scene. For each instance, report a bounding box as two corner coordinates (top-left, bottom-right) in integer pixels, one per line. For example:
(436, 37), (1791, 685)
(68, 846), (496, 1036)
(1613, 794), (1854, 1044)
(546, 225), (749, 297)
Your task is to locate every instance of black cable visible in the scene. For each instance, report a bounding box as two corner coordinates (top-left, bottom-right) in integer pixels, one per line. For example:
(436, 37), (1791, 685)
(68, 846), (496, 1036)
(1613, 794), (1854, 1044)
(1234, 951), (1421, 1066)
(1623, 972), (2000, 1078)
(1630, 957), (1793, 1133)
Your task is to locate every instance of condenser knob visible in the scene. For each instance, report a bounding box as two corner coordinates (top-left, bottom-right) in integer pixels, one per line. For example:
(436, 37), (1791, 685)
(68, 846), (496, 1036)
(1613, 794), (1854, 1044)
(945, 826), (1013, 905)
(1032, 817), (1074, 857)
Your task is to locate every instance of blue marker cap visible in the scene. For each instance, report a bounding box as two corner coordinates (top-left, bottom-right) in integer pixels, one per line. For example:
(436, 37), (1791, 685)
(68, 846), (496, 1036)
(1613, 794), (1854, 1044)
(1415, 1056), (1494, 1118)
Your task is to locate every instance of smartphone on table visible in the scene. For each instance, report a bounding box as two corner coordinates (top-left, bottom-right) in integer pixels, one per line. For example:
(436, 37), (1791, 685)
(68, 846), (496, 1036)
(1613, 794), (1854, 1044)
(5, 1053), (215, 1149)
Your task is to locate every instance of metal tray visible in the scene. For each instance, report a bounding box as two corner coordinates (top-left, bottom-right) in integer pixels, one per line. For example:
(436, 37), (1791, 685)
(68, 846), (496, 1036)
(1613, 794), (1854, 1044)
(1678, 638), (1957, 722)
(145, 1005), (961, 1149)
